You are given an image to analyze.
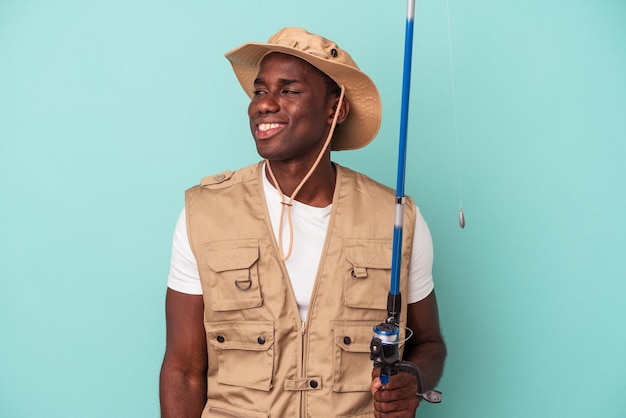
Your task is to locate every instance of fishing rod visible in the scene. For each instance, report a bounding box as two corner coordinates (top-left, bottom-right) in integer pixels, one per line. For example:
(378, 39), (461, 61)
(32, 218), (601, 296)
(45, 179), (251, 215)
(369, 0), (442, 404)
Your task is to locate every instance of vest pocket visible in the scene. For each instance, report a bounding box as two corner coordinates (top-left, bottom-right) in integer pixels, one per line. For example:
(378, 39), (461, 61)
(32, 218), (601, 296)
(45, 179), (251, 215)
(344, 239), (392, 310)
(331, 321), (375, 393)
(205, 239), (262, 311)
(205, 399), (269, 418)
(206, 321), (274, 391)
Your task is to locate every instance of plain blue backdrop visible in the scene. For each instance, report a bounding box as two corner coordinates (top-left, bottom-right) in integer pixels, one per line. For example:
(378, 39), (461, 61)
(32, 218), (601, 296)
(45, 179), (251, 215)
(1, 1), (625, 416)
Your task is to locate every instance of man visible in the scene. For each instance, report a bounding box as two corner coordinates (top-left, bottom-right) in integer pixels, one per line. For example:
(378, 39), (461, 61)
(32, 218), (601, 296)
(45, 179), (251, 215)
(160, 27), (446, 418)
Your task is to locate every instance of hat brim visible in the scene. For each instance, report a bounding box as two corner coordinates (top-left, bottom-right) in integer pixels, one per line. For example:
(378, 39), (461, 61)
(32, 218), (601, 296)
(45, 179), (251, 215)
(225, 42), (382, 151)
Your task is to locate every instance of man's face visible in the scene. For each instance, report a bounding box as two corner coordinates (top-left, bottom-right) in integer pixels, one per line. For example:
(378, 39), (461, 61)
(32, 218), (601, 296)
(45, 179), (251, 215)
(248, 53), (336, 163)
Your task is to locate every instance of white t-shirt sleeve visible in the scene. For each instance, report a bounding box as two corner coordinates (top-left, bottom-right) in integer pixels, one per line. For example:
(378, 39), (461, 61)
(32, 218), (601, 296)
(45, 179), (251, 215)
(167, 208), (203, 295)
(406, 208), (435, 304)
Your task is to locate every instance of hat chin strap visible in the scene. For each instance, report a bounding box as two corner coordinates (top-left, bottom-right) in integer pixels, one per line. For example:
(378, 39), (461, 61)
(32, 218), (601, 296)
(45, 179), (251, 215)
(266, 84), (346, 261)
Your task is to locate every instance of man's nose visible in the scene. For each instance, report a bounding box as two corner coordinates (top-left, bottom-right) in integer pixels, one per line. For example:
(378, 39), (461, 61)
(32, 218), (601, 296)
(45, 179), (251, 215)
(256, 92), (280, 113)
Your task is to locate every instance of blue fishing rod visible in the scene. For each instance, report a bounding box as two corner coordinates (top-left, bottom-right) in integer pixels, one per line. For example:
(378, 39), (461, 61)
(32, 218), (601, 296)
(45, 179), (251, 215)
(369, 0), (442, 404)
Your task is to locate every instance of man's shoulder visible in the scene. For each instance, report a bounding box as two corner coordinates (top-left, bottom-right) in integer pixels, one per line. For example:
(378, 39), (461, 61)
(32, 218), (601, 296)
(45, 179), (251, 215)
(193, 162), (261, 190)
(336, 163), (395, 195)
(336, 163), (415, 209)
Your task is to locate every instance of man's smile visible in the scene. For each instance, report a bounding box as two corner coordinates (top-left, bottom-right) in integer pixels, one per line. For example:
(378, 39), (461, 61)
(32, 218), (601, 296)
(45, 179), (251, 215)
(255, 122), (286, 139)
(258, 122), (285, 132)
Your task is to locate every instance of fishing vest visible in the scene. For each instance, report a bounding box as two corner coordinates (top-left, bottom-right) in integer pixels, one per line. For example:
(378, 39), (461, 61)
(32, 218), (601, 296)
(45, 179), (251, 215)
(186, 162), (417, 418)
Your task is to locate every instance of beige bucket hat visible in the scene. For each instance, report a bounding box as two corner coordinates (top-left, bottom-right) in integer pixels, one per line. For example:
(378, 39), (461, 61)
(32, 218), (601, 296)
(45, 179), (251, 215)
(225, 27), (382, 151)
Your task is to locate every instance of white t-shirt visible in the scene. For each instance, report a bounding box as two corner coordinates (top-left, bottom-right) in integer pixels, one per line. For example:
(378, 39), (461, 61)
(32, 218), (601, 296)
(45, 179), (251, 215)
(168, 169), (435, 320)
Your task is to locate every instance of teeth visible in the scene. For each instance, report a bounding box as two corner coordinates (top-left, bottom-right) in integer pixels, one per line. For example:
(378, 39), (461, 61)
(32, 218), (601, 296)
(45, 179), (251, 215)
(258, 123), (282, 132)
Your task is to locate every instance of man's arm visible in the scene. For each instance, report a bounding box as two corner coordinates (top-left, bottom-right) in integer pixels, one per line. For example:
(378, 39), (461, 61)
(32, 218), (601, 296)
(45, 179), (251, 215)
(371, 290), (447, 417)
(160, 288), (208, 417)
(403, 290), (447, 391)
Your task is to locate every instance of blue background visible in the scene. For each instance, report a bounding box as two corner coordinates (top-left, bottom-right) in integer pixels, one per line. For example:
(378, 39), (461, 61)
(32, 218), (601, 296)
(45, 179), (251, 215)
(1, 1), (625, 417)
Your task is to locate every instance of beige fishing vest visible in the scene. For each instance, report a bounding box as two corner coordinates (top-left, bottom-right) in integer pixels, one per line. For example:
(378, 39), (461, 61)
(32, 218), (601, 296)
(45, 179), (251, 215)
(186, 162), (416, 418)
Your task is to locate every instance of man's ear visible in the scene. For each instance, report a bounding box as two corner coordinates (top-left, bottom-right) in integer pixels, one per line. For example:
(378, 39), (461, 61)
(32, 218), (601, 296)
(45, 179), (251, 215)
(329, 96), (350, 125)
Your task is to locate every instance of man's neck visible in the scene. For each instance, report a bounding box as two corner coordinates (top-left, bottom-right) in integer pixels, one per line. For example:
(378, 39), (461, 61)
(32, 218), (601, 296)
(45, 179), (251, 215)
(264, 159), (336, 208)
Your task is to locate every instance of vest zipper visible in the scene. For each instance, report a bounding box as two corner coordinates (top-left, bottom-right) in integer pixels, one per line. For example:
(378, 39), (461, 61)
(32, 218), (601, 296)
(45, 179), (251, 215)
(300, 320), (306, 417)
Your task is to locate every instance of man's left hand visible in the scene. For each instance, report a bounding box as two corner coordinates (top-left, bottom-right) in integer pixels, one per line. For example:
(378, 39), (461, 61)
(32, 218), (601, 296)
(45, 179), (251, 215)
(371, 368), (419, 418)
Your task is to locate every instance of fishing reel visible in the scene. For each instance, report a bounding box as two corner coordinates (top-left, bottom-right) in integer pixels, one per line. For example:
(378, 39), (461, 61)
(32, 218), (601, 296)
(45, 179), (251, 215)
(370, 320), (442, 404)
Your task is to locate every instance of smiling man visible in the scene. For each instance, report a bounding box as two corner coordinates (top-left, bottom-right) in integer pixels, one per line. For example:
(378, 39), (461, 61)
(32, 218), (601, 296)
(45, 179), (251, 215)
(159, 27), (446, 418)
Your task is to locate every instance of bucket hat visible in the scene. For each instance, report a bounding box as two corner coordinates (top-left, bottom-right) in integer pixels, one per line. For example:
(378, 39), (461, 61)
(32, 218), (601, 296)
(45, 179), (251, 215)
(225, 27), (382, 151)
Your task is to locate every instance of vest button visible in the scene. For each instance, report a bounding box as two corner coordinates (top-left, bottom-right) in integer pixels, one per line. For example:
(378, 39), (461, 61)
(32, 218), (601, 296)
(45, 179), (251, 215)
(217, 335), (225, 343)
(343, 336), (352, 345)
(309, 380), (318, 389)
(257, 336), (266, 345)
(214, 174), (226, 181)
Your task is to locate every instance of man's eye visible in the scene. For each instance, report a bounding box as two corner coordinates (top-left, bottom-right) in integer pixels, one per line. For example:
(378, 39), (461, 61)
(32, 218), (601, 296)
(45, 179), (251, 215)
(282, 89), (300, 95)
(252, 89), (266, 96)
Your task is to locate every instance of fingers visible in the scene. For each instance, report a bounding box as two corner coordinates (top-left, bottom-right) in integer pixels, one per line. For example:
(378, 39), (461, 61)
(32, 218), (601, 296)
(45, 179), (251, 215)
(371, 376), (382, 396)
(373, 387), (419, 418)
(373, 398), (419, 418)
(371, 367), (383, 395)
(371, 371), (420, 418)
